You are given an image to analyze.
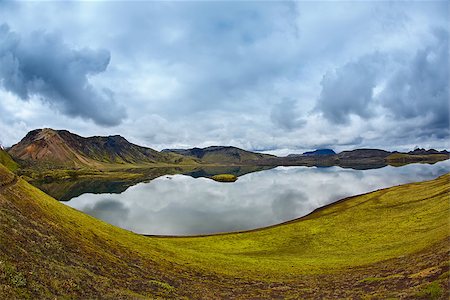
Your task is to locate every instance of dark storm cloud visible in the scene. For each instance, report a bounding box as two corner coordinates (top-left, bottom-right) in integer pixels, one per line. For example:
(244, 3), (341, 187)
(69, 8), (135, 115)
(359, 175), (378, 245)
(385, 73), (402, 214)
(0, 23), (125, 126)
(314, 27), (449, 141)
(315, 53), (386, 124)
(380, 28), (449, 132)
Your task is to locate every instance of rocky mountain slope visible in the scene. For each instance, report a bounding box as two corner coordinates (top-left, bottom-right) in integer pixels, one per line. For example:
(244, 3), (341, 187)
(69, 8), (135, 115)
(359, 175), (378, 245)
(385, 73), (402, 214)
(8, 128), (194, 168)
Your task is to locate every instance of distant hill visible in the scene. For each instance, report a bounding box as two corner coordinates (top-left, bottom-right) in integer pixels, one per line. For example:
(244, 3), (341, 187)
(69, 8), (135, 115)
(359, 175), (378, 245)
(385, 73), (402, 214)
(162, 146), (275, 164)
(386, 152), (450, 165)
(8, 128), (195, 168)
(337, 149), (391, 159)
(303, 149), (336, 156)
(287, 149), (336, 157)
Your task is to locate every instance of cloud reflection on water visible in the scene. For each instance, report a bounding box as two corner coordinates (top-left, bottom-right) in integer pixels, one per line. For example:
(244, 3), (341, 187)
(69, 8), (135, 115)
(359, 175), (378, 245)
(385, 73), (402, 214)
(65, 161), (449, 235)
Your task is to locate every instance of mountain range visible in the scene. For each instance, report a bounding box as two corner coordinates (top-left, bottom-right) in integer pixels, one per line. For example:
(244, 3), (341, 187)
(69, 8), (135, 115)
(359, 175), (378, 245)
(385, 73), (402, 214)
(5, 128), (449, 171)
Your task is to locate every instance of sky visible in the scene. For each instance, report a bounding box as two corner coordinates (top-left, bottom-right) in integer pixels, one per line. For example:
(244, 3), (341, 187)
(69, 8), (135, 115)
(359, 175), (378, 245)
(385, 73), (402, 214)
(0, 1), (448, 155)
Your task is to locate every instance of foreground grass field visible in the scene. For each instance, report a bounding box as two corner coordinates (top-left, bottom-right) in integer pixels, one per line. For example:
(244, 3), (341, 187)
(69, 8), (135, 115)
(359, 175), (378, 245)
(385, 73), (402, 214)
(0, 163), (449, 298)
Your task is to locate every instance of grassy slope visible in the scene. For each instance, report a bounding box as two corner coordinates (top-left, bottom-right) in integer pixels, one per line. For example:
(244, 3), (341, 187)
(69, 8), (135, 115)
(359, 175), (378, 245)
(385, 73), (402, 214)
(0, 149), (18, 172)
(156, 175), (449, 276)
(0, 163), (449, 299)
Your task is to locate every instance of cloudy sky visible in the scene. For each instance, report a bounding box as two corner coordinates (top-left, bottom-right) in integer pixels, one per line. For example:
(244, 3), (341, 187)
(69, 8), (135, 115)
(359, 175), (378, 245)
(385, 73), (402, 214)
(0, 1), (448, 154)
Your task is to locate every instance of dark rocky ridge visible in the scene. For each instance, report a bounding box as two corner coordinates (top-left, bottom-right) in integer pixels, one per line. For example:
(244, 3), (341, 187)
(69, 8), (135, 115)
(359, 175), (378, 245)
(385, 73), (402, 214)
(408, 148), (449, 155)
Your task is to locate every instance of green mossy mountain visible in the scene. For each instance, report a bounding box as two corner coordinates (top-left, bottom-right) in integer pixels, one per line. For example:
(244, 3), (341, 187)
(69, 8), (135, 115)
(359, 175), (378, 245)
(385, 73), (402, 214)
(0, 162), (448, 298)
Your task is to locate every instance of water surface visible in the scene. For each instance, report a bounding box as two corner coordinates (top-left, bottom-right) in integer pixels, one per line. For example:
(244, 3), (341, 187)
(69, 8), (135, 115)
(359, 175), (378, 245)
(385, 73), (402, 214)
(63, 161), (449, 235)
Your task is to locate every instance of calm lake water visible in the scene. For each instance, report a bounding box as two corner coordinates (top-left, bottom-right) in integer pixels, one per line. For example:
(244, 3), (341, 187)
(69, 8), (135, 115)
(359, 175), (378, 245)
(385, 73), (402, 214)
(63, 161), (449, 235)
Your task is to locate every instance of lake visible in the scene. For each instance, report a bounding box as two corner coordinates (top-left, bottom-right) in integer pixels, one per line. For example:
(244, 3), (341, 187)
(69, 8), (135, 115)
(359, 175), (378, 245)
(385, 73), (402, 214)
(61, 161), (449, 236)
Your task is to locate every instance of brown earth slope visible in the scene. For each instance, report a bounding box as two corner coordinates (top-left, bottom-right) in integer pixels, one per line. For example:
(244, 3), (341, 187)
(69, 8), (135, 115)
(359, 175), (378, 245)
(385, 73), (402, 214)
(8, 128), (195, 169)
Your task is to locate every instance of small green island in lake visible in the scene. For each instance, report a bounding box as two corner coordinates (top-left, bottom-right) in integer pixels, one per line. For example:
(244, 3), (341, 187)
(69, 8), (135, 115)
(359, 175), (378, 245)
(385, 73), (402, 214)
(211, 174), (238, 182)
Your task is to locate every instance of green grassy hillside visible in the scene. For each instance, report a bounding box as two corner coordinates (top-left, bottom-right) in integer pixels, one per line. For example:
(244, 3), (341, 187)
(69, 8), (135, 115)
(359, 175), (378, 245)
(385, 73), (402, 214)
(0, 163), (448, 299)
(0, 149), (18, 172)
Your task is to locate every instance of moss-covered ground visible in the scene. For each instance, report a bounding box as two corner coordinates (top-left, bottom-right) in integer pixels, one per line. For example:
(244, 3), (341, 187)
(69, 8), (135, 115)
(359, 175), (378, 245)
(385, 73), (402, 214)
(0, 163), (448, 298)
